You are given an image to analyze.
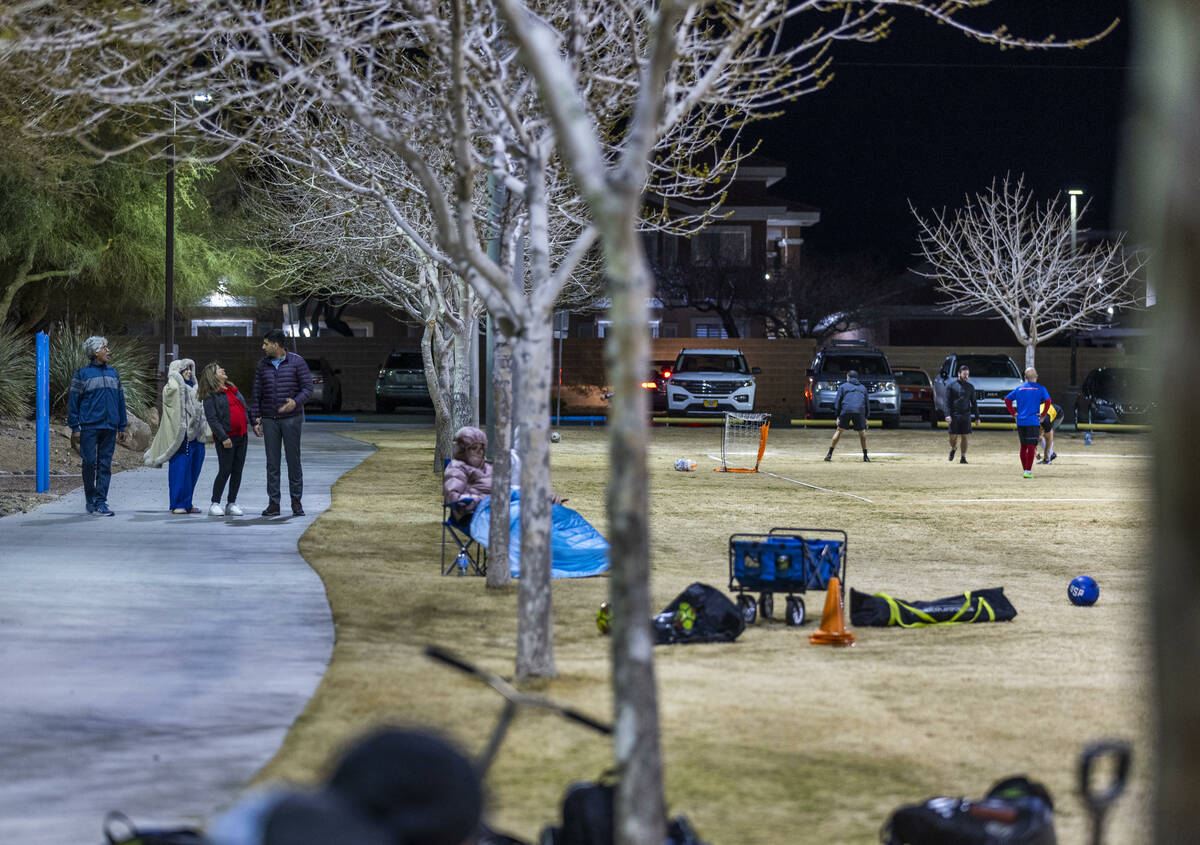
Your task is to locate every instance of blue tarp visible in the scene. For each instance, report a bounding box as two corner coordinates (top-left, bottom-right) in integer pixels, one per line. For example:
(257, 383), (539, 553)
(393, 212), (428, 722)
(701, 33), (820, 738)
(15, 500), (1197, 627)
(470, 490), (610, 578)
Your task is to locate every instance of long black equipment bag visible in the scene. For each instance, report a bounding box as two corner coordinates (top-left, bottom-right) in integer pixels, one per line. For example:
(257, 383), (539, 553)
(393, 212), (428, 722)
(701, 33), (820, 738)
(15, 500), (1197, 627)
(850, 587), (1017, 628)
(879, 775), (1055, 845)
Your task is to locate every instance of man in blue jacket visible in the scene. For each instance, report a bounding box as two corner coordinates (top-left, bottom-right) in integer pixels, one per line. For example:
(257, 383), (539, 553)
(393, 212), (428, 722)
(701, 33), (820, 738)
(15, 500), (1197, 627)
(1004, 367), (1052, 479)
(250, 329), (314, 516)
(67, 335), (128, 516)
(825, 370), (871, 462)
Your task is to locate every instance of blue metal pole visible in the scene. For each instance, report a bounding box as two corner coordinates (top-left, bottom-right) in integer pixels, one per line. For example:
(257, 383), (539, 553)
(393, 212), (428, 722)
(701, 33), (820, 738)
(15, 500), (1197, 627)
(35, 331), (49, 493)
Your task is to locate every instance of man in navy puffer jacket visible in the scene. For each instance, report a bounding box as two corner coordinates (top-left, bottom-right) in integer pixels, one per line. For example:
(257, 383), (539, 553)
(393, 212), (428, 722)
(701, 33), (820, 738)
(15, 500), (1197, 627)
(250, 329), (314, 516)
(67, 335), (129, 516)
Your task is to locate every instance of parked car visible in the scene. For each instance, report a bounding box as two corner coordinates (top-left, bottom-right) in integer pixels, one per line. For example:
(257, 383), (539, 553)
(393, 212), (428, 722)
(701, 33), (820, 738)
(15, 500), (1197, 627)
(376, 350), (431, 413)
(931, 353), (1023, 422)
(304, 357), (343, 412)
(804, 340), (901, 428)
(642, 360), (672, 414)
(666, 348), (759, 416)
(1074, 367), (1154, 425)
(892, 365), (936, 422)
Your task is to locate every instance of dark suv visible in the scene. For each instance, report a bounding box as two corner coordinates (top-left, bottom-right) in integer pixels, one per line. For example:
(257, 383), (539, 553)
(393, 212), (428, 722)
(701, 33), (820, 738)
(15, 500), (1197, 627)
(805, 340), (901, 428)
(376, 350), (431, 412)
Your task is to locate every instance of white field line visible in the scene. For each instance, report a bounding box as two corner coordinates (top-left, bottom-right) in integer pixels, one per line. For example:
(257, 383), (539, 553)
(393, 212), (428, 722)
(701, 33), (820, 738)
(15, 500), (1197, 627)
(704, 452), (873, 503)
(761, 470), (874, 504)
(918, 497), (1151, 504)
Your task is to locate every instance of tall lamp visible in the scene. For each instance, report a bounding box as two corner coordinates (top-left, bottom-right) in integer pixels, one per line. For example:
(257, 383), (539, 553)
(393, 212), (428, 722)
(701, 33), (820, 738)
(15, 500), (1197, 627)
(1067, 188), (1085, 393)
(164, 92), (213, 384)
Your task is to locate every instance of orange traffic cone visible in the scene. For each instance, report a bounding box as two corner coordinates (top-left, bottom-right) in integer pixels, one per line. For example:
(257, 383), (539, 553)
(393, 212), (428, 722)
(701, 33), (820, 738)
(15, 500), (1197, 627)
(810, 576), (856, 646)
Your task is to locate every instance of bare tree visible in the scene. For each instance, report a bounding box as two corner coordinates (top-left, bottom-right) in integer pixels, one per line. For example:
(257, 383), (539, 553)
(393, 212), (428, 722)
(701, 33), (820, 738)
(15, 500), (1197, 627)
(912, 174), (1147, 369)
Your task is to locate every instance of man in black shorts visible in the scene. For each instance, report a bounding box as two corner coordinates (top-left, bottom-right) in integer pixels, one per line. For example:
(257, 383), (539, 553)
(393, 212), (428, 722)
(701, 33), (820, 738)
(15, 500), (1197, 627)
(944, 364), (980, 464)
(825, 370), (870, 462)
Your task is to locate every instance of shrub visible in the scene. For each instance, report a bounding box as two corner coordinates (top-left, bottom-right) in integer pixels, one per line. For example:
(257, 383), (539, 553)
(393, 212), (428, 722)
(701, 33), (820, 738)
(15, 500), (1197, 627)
(0, 326), (33, 420)
(49, 326), (157, 419)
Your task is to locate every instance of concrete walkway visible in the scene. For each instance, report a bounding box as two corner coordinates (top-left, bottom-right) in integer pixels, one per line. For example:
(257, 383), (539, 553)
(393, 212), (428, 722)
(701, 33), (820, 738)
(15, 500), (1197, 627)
(0, 423), (381, 842)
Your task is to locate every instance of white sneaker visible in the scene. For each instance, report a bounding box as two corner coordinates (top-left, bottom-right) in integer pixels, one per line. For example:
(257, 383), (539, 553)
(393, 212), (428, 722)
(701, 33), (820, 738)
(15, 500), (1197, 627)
(226, 503), (244, 516)
(208, 502), (225, 516)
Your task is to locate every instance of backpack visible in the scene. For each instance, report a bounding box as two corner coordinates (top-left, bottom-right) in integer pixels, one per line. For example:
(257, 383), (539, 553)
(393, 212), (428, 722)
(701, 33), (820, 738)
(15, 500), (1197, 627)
(880, 776), (1055, 844)
(103, 811), (209, 845)
(653, 582), (745, 645)
(540, 781), (708, 845)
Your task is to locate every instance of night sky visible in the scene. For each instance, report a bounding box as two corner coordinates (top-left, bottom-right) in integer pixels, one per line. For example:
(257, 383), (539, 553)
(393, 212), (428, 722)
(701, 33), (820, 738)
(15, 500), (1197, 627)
(752, 0), (1134, 265)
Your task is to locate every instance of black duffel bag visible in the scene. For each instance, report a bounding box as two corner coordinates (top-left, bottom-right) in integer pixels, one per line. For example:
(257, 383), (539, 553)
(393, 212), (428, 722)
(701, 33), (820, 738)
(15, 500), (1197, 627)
(880, 775), (1055, 845)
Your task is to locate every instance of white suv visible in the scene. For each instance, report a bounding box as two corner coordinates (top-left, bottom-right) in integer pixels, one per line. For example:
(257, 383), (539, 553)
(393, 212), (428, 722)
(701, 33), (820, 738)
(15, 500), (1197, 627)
(666, 348), (759, 416)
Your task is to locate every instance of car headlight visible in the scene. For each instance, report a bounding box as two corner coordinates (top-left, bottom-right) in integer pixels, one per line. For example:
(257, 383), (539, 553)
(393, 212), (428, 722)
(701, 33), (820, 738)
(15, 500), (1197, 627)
(1094, 397), (1110, 406)
(816, 380), (838, 392)
(740, 379), (754, 387)
(878, 381), (895, 392)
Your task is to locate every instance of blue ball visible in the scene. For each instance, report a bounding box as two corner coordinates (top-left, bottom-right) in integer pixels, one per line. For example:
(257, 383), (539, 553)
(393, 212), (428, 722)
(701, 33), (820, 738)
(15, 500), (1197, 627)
(1069, 575), (1099, 606)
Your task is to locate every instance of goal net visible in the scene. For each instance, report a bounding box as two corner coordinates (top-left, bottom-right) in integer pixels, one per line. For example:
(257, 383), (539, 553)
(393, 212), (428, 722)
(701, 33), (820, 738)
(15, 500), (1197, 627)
(717, 412), (771, 473)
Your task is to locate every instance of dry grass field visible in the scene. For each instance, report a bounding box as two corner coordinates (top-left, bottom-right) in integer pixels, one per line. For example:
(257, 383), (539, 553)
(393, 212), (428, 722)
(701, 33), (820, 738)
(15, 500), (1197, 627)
(258, 423), (1151, 844)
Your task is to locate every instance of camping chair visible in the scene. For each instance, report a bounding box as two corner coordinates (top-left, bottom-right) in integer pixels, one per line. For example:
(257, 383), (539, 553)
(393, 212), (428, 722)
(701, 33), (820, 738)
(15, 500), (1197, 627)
(442, 498), (487, 576)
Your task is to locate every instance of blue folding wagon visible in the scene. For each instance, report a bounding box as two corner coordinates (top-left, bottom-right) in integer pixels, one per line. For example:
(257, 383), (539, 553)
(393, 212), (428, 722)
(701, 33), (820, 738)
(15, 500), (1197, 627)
(728, 527), (847, 626)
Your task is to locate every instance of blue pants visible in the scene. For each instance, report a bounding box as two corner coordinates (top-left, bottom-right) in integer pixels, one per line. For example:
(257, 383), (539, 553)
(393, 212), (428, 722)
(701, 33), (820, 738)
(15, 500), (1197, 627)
(168, 439), (206, 511)
(79, 428), (117, 510)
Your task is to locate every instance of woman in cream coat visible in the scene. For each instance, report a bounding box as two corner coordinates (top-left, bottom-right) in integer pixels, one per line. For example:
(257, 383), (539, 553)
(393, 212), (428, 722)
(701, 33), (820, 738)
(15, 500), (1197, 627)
(144, 357), (208, 513)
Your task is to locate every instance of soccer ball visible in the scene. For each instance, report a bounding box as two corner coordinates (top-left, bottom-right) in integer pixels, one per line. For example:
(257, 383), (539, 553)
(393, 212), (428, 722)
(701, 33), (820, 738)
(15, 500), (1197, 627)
(596, 601), (612, 634)
(550, 431), (561, 443)
(1068, 575), (1099, 606)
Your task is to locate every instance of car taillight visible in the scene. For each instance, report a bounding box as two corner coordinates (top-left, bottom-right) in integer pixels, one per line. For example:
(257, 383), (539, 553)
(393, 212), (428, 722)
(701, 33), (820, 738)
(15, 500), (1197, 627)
(641, 381), (658, 390)
(662, 370), (671, 379)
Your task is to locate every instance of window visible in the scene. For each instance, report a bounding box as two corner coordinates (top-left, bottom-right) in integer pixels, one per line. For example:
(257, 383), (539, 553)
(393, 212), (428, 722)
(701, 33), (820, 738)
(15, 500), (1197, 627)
(692, 227), (750, 266)
(661, 322), (678, 338)
(190, 319), (253, 337)
(694, 323), (728, 339)
(597, 320), (659, 338)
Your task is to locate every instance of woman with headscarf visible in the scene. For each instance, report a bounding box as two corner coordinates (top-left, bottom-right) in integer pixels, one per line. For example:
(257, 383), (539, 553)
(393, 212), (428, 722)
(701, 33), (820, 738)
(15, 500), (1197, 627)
(144, 357), (209, 513)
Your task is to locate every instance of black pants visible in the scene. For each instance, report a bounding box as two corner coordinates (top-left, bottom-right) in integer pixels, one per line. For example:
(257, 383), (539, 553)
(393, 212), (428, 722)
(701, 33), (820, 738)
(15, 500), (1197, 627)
(211, 434), (248, 504)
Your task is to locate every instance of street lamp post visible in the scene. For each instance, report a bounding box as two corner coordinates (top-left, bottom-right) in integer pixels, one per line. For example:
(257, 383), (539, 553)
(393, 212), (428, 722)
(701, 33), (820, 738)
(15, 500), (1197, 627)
(1067, 188), (1085, 393)
(1068, 188), (1084, 252)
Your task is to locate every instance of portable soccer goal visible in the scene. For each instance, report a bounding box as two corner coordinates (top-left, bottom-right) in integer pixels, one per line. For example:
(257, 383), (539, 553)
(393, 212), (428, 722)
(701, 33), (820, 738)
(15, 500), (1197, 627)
(717, 412), (771, 473)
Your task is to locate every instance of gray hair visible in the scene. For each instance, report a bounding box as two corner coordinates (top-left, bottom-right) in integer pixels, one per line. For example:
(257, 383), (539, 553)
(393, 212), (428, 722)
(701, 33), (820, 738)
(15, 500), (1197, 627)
(83, 336), (108, 358)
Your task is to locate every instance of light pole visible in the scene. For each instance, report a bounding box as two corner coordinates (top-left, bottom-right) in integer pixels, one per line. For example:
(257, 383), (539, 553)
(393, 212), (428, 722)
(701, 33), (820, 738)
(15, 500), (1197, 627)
(1066, 188), (1084, 394)
(1068, 188), (1084, 252)
(164, 93), (212, 376)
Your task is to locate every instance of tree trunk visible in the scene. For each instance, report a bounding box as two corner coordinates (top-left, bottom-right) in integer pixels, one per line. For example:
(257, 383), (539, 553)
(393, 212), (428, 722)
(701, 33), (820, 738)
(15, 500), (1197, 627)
(451, 316), (475, 432)
(718, 305), (740, 339)
(487, 332), (515, 588)
(423, 324), (454, 471)
(1133, 2), (1200, 840)
(604, 222), (666, 845)
(1024, 342), (1036, 371)
(0, 247), (37, 328)
(514, 317), (556, 678)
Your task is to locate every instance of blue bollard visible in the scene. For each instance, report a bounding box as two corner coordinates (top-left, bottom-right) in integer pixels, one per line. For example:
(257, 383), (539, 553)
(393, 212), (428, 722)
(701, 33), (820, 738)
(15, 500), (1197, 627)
(1084, 432), (1092, 446)
(35, 331), (49, 493)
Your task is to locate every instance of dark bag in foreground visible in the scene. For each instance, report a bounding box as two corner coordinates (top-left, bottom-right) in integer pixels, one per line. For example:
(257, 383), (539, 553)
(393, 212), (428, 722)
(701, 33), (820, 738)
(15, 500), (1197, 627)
(540, 781), (709, 845)
(850, 587), (1016, 628)
(880, 776), (1055, 844)
(103, 811), (209, 845)
(653, 582), (745, 645)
